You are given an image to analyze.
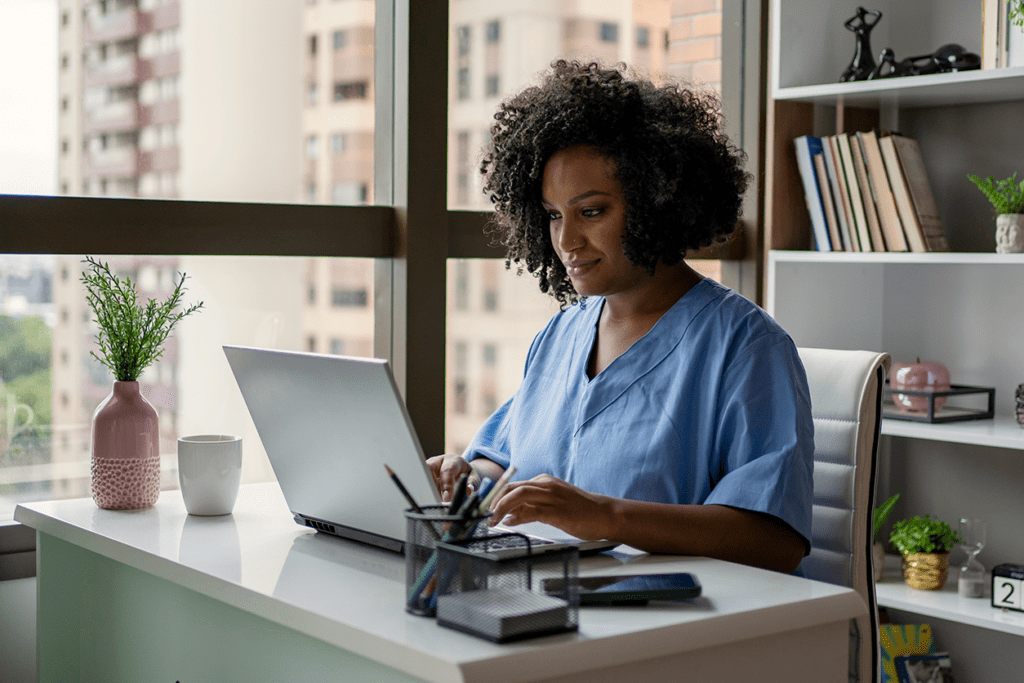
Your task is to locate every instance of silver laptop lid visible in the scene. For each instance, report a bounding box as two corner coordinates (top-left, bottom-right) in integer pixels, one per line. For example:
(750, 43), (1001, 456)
(223, 346), (442, 547)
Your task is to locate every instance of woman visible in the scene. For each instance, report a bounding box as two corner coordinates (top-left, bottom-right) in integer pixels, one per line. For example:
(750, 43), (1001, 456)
(428, 61), (813, 574)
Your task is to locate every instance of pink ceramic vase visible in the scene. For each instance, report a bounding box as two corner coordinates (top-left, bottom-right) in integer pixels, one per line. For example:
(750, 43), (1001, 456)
(91, 381), (161, 509)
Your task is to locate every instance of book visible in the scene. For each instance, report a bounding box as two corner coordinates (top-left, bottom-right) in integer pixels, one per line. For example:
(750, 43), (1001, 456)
(889, 134), (950, 252)
(879, 135), (948, 252)
(813, 153), (843, 251)
(793, 136), (832, 251)
(895, 652), (955, 683)
(824, 135), (858, 251)
(850, 134), (886, 251)
(859, 130), (908, 251)
(879, 623), (935, 683)
(837, 133), (873, 252)
(983, 0), (1001, 68)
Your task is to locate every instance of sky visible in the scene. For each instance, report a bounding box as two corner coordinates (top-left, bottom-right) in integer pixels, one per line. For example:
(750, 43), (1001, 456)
(0, 0), (58, 195)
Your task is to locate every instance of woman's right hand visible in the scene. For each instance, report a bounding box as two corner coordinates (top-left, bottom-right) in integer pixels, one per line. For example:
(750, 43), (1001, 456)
(426, 453), (479, 503)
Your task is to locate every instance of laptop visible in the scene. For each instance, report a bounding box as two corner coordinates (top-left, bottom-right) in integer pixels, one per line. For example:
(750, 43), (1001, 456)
(223, 345), (617, 556)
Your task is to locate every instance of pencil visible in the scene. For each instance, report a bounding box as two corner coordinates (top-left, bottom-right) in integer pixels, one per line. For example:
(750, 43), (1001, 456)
(479, 465), (516, 513)
(384, 464), (425, 514)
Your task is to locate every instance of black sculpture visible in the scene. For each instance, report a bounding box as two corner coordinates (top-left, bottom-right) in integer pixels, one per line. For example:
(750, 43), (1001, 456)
(868, 43), (981, 80)
(840, 7), (882, 82)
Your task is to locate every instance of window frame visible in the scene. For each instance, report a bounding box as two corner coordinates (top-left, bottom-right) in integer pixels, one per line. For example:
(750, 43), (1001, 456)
(0, 0), (764, 577)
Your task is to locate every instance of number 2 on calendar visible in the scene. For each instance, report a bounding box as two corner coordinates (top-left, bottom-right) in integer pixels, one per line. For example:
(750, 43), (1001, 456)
(995, 577), (1022, 610)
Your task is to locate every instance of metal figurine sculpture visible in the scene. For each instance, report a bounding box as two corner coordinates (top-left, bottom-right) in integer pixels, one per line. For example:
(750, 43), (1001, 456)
(840, 7), (882, 82)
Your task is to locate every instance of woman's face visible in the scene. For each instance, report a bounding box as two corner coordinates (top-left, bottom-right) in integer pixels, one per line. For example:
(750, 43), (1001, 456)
(542, 145), (646, 299)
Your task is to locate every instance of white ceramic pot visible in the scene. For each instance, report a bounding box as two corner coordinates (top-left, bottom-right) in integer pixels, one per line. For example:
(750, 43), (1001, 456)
(996, 213), (1024, 253)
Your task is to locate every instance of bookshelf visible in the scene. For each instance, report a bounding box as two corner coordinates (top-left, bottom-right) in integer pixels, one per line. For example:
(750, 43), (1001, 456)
(766, 2), (1024, 679)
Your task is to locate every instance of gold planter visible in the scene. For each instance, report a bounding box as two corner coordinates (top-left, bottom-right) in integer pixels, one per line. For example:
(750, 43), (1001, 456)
(902, 552), (950, 590)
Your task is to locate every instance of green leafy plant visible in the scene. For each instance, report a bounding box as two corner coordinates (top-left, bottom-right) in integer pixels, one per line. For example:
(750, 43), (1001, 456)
(889, 515), (960, 556)
(81, 256), (203, 382)
(967, 173), (1024, 214)
(1012, 1), (1024, 29)
(873, 493), (900, 539)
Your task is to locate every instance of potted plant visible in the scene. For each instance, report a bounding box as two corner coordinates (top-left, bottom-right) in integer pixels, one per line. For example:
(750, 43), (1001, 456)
(967, 172), (1024, 253)
(872, 493), (900, 582)
(889, 514), (961, 590)
(82, 256), (203, 510)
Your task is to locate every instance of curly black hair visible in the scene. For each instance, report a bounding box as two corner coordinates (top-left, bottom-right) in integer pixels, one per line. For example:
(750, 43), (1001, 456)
(480, 60), (751, 308)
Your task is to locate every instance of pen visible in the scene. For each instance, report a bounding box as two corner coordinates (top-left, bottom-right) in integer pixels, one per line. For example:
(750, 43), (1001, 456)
(446, 472), (470, 514)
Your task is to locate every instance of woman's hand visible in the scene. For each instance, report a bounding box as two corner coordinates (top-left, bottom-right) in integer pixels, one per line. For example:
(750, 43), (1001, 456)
(488, 474), (616, 541)
(425, 454), (479, 503)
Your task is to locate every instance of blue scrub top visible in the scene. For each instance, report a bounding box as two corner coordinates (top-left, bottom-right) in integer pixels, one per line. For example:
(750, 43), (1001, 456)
(463, 278), (814, 551)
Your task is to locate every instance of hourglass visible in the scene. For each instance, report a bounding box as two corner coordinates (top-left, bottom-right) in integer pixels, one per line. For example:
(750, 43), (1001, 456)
(957, 517), (987, 598)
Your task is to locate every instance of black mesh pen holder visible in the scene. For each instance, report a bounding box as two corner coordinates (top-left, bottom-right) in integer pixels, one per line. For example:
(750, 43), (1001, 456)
(432, 533), (579, 643)
(404, 505), (493, 616)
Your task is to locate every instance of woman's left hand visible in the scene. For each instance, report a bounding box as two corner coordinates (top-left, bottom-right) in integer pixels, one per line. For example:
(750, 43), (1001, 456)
(488, 474), (616, 541)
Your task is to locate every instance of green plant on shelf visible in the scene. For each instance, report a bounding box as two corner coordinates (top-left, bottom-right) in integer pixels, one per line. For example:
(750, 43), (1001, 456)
(81, 256), (204, 382)
(873, 493), (900, 540)
(1012, 1), (1024, 29)
(889, 515), (960, 556)
(967, 173), (1024, 215)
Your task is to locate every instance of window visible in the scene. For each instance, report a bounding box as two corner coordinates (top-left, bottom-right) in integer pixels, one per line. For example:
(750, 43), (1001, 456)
(485, 20), (500, 43)
(331, 133), (346, 154)
(333, 81), (368, 101)
(306, 135), (318, 158)
(636, 26), (650, 48)
(456, 67), (470, 100)
(333, 30), (346, 50)
(309, 34), (317, 55)
(456, 25), (470, 56)
(331, 288), (368, 307)
(599, 22), (618, 42)
(330, 338), (344, 354)
(485, 74), (499, 97)
(482, 343), (497, 367)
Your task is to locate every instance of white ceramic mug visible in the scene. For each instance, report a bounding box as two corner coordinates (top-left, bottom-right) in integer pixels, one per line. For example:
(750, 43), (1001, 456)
(177, 435), (242, 516)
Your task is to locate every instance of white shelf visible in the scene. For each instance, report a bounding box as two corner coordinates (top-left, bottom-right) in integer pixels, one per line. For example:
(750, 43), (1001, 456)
(877, 562), (1024, 637)
(769, 250), (1024, 266)
(774, 67), (1024, 108)
(882, 415), (1024, 451)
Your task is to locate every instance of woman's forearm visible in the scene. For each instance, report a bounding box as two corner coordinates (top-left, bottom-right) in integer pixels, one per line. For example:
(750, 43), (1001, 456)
(603, 499), (807, 573)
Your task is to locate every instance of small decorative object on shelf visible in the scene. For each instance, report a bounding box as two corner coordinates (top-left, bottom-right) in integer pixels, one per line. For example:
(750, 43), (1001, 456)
(957, 517), (988, 598)
(868, 43), (980, 79)
(840, 7), (882, 82)
(890, 514), (960, 590)
(1016, 384), (1024, 427)
(873, 493), (900, 582)
(967, 172), (1024, 253)
(82, 256), (203, 510)
(890, 359), (950, 412)
(992, 563), (1024, 612)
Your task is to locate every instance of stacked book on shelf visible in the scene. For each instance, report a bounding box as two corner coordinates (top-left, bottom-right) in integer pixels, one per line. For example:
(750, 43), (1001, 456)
(794, 131), (950, 253)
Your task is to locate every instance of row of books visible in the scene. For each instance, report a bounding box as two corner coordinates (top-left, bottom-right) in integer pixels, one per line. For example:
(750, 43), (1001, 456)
(794, 131), (949, 253)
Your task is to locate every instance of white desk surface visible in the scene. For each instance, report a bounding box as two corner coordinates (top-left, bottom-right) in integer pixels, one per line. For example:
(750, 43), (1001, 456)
(16, 482), (865, 683)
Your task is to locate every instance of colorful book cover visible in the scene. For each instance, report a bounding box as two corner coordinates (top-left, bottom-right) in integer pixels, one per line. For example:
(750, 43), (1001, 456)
(879, 624), (935, 683)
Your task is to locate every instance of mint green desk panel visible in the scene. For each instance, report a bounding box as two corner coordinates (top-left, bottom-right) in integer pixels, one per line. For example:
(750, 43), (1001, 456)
(36, 532), (427, 683)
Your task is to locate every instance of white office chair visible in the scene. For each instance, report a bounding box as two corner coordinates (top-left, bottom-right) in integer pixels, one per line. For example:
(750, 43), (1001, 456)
(797, 347), (891, 683)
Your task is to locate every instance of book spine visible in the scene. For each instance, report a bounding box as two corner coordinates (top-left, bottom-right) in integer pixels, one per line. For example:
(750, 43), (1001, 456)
(891, 135), (950, 252)
(813, 153), (843, 252)
(838, 133), (873, 252)
(851, 135), (886, 251)
(824, 135), (857, 251)
(879, 135), (927, 253)
(859, 130), (907, 252)
(793, 136), (832, 251)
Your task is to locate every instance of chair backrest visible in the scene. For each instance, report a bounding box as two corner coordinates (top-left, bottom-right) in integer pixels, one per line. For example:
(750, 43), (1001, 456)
(797, 347), (891, 683)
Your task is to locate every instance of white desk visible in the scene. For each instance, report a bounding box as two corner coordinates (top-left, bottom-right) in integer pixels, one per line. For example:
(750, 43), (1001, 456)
(15, 483), (864, 683)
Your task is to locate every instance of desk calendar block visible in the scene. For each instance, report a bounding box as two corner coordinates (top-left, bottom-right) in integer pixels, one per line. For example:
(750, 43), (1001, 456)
(991, 564), (1024, 612)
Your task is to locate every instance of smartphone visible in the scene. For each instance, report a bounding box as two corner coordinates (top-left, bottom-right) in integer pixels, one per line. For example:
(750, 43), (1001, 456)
(542, 572), (701, 606)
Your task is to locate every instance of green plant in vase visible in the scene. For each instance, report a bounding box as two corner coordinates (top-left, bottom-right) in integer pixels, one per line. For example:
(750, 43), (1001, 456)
(889, 515), (960, 590)
(967, 172), (1024, 253)
(81, 256), (203, 509)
